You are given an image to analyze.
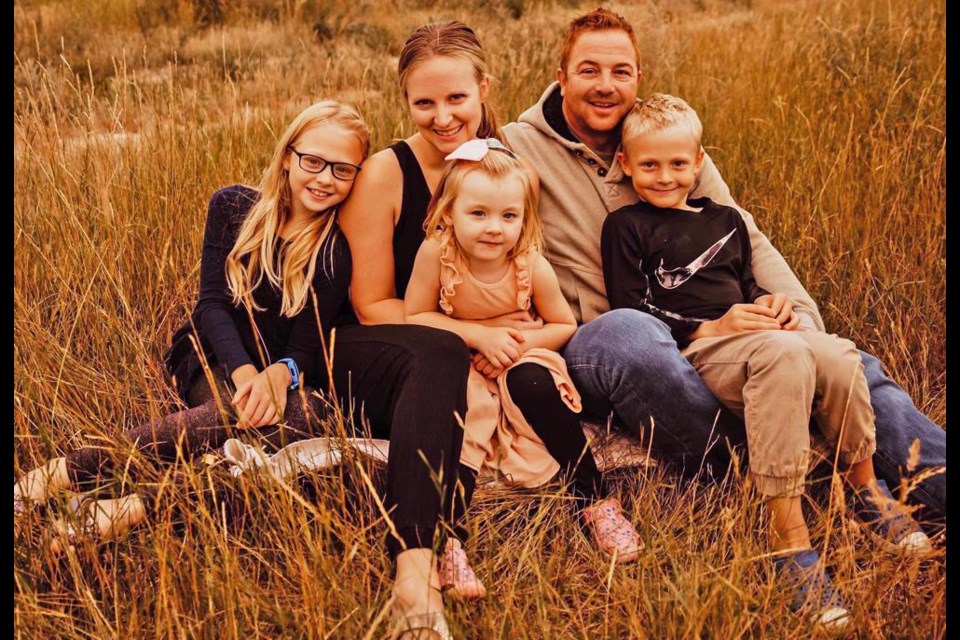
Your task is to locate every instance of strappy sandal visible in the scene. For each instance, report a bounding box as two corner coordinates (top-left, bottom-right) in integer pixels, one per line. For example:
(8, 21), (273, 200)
(390, 609), (454, 640)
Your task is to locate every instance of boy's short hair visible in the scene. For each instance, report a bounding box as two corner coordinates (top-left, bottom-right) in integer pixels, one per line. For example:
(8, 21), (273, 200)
(621, 94), (703, 149)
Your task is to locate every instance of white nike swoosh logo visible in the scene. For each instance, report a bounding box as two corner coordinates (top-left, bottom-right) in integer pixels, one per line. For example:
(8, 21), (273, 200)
(656, 228), (737, 289)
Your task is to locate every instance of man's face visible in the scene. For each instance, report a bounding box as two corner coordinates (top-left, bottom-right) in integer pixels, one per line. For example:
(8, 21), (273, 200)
(557, 29), (641, 153)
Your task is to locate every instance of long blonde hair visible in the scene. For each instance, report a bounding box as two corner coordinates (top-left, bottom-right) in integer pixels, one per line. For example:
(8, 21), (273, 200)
(398, 20), (500, 140)
(225, 100), (370, 316)
(423, 150), (542, 261)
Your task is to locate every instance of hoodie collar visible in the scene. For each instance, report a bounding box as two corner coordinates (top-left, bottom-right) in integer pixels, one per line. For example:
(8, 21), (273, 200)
(518, 82), (629, 184)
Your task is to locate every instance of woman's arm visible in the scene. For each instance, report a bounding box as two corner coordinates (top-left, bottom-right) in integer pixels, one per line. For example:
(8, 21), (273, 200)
(338, 151), (405, 325)
(405, 239), (524, 368)
(518, 254), (577, 351)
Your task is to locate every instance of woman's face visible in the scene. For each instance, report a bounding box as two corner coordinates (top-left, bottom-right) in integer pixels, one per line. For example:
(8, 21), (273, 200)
(283, 122), (364, 219)
(405, 55), (489, 155)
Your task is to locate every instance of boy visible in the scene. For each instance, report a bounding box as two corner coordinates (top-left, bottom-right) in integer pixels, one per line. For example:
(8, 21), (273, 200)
(600, 94), (931, 631)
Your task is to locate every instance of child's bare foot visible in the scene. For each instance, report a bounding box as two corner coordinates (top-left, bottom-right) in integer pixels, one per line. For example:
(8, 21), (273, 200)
(47, 493), (146, 554)
(438, 538), (487, 599)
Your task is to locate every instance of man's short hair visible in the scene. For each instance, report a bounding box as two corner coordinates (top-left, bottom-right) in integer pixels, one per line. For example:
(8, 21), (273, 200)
(622, 94), (703, 149)
(559, 7), (641, 72)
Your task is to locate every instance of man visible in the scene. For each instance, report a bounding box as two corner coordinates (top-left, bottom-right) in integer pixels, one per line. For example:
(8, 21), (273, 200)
(501, 8), (945, 527)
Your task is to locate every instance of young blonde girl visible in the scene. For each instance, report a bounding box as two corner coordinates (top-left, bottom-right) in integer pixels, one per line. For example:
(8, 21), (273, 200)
(14, 100), (368, 548)
(404, 139), (643, 599)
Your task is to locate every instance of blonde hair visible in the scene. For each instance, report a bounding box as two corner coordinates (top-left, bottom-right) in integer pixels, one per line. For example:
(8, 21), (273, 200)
(423, 150), (542, 261)
(622, 93), (703, 149)
(398, 20), (500, 139)
(225, 100), (370, 316)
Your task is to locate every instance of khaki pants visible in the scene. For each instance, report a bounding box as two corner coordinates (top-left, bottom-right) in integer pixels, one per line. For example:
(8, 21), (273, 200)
(682, 331), (877, 497)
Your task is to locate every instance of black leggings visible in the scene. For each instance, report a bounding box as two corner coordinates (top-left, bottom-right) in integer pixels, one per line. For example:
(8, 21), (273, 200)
(446, 363), (607, 543)
(331, 324), (471, 557)
(64, 371), (330, 508)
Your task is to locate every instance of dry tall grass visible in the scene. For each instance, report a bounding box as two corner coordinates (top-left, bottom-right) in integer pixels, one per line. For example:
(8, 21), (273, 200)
(14, 0), (945, 638)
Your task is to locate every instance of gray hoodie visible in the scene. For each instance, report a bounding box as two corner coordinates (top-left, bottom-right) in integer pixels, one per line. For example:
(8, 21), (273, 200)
(502, 82), (823, 330)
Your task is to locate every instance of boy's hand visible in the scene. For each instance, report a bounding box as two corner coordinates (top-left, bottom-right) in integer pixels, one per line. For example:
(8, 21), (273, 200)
(474, 326), (524, 369)
(755, 293), (800, 330)
(472, 352), (504, 379)
(702, 303), (783, 337)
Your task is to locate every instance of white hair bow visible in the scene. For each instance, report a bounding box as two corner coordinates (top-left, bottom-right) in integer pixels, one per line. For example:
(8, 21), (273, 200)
(445, 137), (516, 162)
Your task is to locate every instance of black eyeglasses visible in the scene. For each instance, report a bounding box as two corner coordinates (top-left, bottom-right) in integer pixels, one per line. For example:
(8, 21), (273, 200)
(287, 147), (362, 181)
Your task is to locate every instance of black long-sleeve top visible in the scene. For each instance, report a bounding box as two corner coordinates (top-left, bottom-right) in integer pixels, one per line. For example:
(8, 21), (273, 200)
(165, 185), (351, 401)
(601, 197), (769, 348)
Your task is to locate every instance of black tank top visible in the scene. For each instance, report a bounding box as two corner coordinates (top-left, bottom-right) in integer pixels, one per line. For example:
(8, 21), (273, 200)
(390, 140), (432, 298)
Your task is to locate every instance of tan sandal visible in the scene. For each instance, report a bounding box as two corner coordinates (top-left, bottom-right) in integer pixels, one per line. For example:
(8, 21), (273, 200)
(391, 609), (453, 640)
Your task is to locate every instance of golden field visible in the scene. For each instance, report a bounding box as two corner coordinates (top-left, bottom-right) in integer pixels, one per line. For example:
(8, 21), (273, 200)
(14, 0), (945, 637)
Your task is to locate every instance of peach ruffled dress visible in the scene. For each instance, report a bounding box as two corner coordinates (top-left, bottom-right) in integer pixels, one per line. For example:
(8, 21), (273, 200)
(438, 241), (582, 488)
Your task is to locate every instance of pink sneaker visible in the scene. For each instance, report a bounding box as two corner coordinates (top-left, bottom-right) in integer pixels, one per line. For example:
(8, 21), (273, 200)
(582, 497), (643, 563)
(438, 539), (487, 599)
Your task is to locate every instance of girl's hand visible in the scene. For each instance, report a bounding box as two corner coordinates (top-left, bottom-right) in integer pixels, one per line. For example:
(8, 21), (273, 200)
(474, 326), (524, 369)
(230, 364), (259, 390)
(754, 293), (799, 329)
(472, 352), (504, 379)
(232, 364), (290, 428)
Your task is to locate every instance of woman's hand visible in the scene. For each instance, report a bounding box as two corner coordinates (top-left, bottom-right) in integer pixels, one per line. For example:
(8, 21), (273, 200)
(473, 326), (524, 369)
(754, 293), (800, 330)
(232, 363), (290, 428)
(473, 310), (544, 332)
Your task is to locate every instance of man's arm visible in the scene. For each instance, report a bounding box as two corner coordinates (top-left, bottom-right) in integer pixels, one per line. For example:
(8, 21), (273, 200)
(693, 153), (824, 331)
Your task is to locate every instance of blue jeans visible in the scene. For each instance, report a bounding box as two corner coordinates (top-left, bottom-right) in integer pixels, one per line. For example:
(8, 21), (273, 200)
(563, 309), (945, 526)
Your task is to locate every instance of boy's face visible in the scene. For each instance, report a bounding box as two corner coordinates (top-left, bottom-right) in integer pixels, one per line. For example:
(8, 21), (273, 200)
(618, 125), (705, 210)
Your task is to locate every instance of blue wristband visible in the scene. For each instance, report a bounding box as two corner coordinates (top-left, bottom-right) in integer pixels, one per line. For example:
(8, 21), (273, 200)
(276, 358), (300, 391)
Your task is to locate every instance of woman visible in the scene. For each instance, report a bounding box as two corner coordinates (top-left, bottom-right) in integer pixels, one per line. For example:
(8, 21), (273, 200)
(333, 20), (501, 639)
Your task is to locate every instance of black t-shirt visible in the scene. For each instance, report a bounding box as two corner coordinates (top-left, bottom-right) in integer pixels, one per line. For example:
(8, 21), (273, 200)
(165, 184), (351, 400)
(601, 197), (768, 347)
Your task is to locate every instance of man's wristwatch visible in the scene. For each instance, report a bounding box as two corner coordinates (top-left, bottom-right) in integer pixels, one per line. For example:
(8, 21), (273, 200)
(276, 358), (300, 390)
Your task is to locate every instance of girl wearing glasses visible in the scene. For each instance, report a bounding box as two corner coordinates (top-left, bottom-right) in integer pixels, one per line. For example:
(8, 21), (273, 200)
(15, 100), (368, 549)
